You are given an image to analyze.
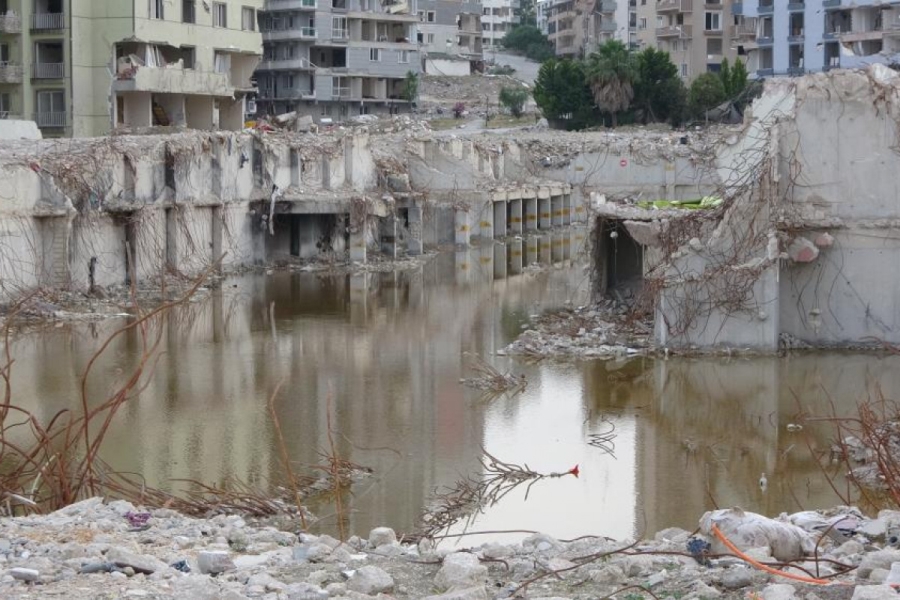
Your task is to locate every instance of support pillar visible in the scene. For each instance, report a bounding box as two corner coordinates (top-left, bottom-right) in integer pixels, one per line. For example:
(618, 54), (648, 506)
(455, 209), (471, 246)
(562, 233), (571, 261)
(350, 215), (367, 263)
(539, 236), (551, 265)
(525, 198), (538, 232)
(493, 201), (507, 239)
(509, 239), (523, 275)
(479, 203), (493, 240)
(562, 194), (572, 225)
(381, 215), (398, 259)
(493, 243), (507, 279)
(509, 199), (523, 234)
(407, 206), (423, 256)
(539, 197), (551, 230)
(526, 238), (539, 267)
(551, 195), (563, 227)
(478, 244), (493, 280)
(551, 234), (563, 263)
(455, 248), (472, 285)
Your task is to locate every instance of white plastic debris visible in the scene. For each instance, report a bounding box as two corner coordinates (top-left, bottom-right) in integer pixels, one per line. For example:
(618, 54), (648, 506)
(699, 507), (817, 562)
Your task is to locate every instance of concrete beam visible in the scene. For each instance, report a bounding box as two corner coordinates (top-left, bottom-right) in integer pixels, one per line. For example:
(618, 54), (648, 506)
(408, 206), (423, 256)
(493, 201), (507, 239)
(510, 199), (523, 234)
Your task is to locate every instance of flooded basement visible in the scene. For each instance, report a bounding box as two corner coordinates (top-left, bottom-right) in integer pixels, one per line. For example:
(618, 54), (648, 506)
(5, 229), (897, 543)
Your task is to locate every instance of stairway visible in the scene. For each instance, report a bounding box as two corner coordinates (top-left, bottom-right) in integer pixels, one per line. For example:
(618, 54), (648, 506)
(151, 101), (170, 126)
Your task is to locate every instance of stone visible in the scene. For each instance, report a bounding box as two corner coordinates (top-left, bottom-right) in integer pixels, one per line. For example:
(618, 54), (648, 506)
(327, 546), (354, 564)
(870, 568), (890, 583)
(787, 236), (819, 263)
(686, 581), (721, 599)
(720, 567), (760, 590)
(324, 582), (347, 596)
(435, 552), (488, 590)
(197, 550), (236, 575)
(422, 587), (489, 600)
(860, 519), (889, 540)
(107, 547), (168, 574)
(0, 539), (11, 553)
(852, 585), (900, 600)
(588, 565), (626, 584)
(369, 527), (397, 548)
(347, 565), (394, 595)
(762, 583), (797, 600)
(481, 543), (513, 559)
(833, 540), (865, 558)
(305, 543), (333, 562)
(9, 567), (39, 582)
(246, 572), (287, 592)
(858, 550), (900, 579)
(813, 233), (834, 248)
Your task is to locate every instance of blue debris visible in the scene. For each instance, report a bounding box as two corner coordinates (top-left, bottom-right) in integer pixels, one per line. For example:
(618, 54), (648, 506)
(687, 537), (712, 566)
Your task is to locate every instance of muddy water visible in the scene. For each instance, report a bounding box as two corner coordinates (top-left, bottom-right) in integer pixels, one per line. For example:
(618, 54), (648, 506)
(7, 228), (899, 543)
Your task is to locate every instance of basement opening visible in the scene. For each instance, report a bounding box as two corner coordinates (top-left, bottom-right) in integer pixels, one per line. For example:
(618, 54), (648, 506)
(272, 214), (343, 260)
(595, 219), (645, 302)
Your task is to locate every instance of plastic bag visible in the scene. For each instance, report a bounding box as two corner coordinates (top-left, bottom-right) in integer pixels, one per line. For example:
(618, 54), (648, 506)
(699, 507), (817, 562)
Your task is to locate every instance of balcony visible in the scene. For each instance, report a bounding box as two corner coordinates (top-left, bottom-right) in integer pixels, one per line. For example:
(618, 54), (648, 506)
(0, 13), (22, 33)
(732, 0), (742, 14)
(657, 0), (692, 13)
(656, 24), (691, 38)
(332, 85), (351, 99)
(257, 57), (316, 71)
(263, 27), (317, 41)
(31, 13), (64, 31)
(598, 0), (617, 13)
(332, 28), (348, 41)
(0, 63), (23, 83)
(756, 68), (774, 77)
(34, 112), (67, 128)
(840, 29), (885, 43)
(267, 0), (317, 9)
(730, 19), (757, 37)
(757, 2), (773, 14)
(113, 66), (233, 96)
(259, 88), (315, 100)
(599, 20), (617, 32)
(822, 0), (840, 7)
(33, 63), (64, 79)
(787, 1), (804, 10)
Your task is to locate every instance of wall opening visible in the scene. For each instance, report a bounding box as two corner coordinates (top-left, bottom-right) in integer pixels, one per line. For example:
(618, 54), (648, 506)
(271, 214), (343, 261)
(123, 215), (138, 286)
(595, 219), (645, 301)
(164, 147), (176, 193)
(165, 207), (177, 272)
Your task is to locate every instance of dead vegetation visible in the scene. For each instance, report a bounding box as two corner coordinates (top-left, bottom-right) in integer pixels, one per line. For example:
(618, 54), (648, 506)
(459, 353), (527, 395)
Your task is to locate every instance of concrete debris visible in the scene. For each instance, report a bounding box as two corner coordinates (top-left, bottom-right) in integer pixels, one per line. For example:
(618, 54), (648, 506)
(786, 236), (820, 263)
(1, 498), (900, 598)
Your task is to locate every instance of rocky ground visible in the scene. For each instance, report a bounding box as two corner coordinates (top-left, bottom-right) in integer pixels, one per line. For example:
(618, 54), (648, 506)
(4, 498), (900, 599)
(500, 301), (652, 359)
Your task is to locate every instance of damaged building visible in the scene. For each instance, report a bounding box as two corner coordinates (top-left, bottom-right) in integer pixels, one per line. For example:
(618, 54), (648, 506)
(0, 0), (263, 137)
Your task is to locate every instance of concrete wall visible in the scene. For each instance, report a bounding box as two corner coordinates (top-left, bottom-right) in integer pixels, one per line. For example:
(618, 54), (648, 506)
(0, 119), (42, 140)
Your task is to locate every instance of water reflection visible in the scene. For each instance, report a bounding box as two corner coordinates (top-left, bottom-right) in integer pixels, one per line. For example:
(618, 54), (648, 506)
(5, 227), (897, 542)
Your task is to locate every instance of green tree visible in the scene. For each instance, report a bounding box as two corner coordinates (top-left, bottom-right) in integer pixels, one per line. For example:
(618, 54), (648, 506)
(499, 86), (529, 117)
(586, 40), (638, 127)
(532, 58), (595, 129)
(689, 72), (726, 119)
(401, 71), (418, 103)
(502, 25), (547, 53)
(730, 59), (749, 98)
(718, 58), (732, 96)
(633, 47), (684, 124)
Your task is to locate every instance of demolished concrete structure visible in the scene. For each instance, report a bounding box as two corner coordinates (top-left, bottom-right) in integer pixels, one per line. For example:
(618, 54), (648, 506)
(592, 65), (900, 352)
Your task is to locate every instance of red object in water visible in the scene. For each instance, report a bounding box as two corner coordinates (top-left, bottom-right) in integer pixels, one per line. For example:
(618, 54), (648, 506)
(568, 465), (580, 478)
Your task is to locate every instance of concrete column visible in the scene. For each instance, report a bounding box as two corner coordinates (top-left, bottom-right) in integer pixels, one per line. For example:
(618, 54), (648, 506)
(551, 195), (563, 227)
(551, 234), (563, 263)
(493, 243), (507, 279)
(539, 197), (551, 230)
(455, 248), (472, 285)
(539, 236), (552, 265)
(493, 201), (507, 239)
(562, 194), (572, 225)
(509, 199), (523, 234)
(479, 203), (493, 240)
(381, 215), (397, 259)
(525, 198), (538, 232)
(407, 206), (423, 256)
(478, 244), (493, 280)
(573, 193), (586, 223)
(509, 239), (523, 275)
(526, 238), (539, 267)
(455, 209), (471, 246)
(562, 233), (572, 261)
(350, 214), (367, 263)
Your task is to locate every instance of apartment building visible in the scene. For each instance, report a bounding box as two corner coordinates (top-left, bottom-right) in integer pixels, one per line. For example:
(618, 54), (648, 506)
(548, 0), (631, 58)
(0, 0), (263, 137)
(736, 0), (900, 76)
(482, 0), (519, 51)
(256, 0), (421, 120)
(634, 0), (738, 80)
(537, 0), (551, 34)
(418, 0), (483, 74)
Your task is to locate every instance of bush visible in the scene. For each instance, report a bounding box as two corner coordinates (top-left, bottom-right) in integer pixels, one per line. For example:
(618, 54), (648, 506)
(501, 25), (546, 52)
(689, 73), (726, 119)
(533, 59), (597, 129)
(499, 86), (529, 117)
(525, 42), (554, 63)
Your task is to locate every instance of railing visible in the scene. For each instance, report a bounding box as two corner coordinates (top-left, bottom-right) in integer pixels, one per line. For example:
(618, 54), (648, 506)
(787, 1), (804, 10)
(656, 24), (691, 37)
(268, 0), (316, 7)
(0, 13), (22, 33)
(258, 57), (316, 70)
(34, 112), (67, 128)
(332, 28), (347, 40)
(599, 20), (617, 32)
(757, 2), (774, 14)
(0, 112), (23, 120)
(822, 0), (840, 7)
(33, 63), (65, 79)
(32, 12), (64, 30)
(0, 62), (24, 83)
(657, 0), (691, 12)
(332, 86), (351, 99)
(730, 20), (756, 37)
(598, 0), (617, 12)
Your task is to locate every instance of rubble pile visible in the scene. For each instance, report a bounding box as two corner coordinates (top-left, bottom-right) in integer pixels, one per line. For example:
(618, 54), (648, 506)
(419, 75), (529, 113)
(4, 499), (900, 599)
(501, 302), (651, 359)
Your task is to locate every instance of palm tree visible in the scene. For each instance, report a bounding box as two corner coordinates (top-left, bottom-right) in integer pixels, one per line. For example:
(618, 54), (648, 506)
(586, 40), (638, 127)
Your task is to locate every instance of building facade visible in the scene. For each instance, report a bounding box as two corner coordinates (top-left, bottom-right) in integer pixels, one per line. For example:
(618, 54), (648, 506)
(256, 0), (421, 120)
(548, 0), (631, 58)
(418, 0), (483, 75)
(736, 0), (900, 76)
(481, 0), (519, 52)
(0, 0), (263, 137)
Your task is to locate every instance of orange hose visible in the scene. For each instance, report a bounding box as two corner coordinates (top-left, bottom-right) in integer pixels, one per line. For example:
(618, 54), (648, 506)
(710, 524), (835, 585)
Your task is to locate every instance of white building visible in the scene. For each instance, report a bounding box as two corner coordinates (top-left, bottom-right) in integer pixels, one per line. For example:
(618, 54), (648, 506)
(481, 0), (519, 51)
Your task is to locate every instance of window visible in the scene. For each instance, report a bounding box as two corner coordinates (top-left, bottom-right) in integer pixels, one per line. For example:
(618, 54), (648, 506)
(0, 43), (8, 62)
(182, 0), (195, 23)
(657, 15), (664, 26)
(287, 74), (295, 88)
(214, 51), (231, 73)
(418, 10), (425, 20)
(705, 11), (721, 31)
(398, 50), (409, 63)
(332, 16), (346, 38)
(150, 0), (164, 19)
(369, 48), (381, 61)
(427, 11), (435, 22)
(482, 23), (490, 31)
(181, 46), (195, 68)
(681, 63), (688, 77)
(213, 2), (227, 27)
(0, 92), (10, 117)
(242, 7), (255, 31)
(639, 17), (646, 30)
(36, 90), (65, 120)
(483, 7), (489, 14)
(427, 33), (434, 43)
(707, 38), (722, 54)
